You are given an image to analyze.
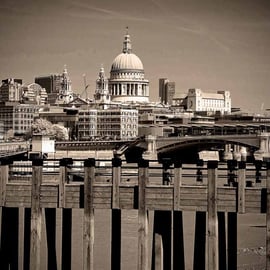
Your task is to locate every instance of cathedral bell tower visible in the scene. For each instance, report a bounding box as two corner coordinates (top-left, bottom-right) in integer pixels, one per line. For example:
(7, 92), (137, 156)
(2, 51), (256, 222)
(94, 66), (111, 108)
(56, 65), (74, 104)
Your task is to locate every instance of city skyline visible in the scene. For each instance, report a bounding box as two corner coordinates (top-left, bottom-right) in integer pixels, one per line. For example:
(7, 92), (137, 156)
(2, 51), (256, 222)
(0, 0), (270, 112)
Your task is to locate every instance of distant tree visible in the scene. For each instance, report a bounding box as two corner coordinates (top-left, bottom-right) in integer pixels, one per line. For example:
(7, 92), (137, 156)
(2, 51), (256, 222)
(52, 124), (69, 141)
(31, 118), (53, 135)
(6, 129), (14, 140)
(31, 118), (68, 141)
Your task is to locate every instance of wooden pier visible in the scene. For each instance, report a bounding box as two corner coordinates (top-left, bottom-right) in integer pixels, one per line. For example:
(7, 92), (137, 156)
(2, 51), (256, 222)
(0, 157), (270, 269)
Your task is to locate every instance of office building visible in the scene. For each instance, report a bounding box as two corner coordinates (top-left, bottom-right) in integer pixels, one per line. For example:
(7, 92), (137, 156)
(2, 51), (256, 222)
(0, 78), (23, 102)
(77, 108), (138, 140)
(186, 88), (231, 114)
(159, 78), (175, 105)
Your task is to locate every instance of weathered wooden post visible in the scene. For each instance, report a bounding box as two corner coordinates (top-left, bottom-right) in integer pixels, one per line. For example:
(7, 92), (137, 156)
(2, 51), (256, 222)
(207, 161), (218, 270)
(227, 160), (238, 270)
(111, 157), (122, 270)
(0, 157), (19, 270)
(173, 160), (185, 270)
(30, 158), (43, 270)
(0, 157), (9, 206)
(24, 208), (31, 270)
(238, 161), (246, 214)
(138, 159), (149, 270)
(266, 160), (270, 269)
(59, 158), (73, 270)
(83, 158), (95, 270)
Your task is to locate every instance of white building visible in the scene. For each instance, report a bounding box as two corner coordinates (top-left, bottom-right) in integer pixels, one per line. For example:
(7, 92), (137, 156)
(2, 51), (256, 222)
(186, 88), (231, 114)
(109, 28), (149, 103)
(77, 109), (98, 140)
(21, 83), (48, 105)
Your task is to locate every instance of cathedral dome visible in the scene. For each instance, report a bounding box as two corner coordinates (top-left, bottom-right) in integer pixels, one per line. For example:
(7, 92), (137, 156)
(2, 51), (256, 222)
(109, 28), (149, 104)
(111, 52), (144, 72)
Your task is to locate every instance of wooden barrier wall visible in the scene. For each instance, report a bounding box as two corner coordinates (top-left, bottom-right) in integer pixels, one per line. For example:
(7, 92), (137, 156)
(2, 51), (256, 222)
(0, 157), (270, 270)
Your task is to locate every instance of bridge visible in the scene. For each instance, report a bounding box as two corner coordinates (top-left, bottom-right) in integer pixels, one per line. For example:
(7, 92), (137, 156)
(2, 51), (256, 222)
(112, 132), (270, 164)
(0, 141), (30, 159)
(0, 157), (270, 269)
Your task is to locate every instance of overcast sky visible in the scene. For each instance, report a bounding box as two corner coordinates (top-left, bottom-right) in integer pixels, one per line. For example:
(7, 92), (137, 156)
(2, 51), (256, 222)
(0, 0), (270, 112)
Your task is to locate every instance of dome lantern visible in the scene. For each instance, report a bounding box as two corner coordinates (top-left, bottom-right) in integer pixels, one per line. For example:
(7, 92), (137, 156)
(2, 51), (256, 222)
(123, 27), (132, 54)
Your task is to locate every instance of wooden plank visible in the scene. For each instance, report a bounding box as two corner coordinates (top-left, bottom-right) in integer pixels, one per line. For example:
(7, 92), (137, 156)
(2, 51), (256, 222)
(138, 159), (149, 270)
(145, 187), (173, 194)
(146, 192), (173, 199)
(83, 158), (95, 270)
(30, 159), (43, 270)
(238, 162), (246, 214)
(207, 161), (218, 270)
(180, 193), (207, 200)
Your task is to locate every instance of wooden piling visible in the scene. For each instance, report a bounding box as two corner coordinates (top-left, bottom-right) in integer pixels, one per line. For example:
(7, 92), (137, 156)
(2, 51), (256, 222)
(60, 158), (73, 270)
(24, 208), (31, 270)
(112, 157), (121, 209)
(30, 158), (43, 270)
(111, 158), (122, 269)
(59, 158), (73, 208)
(138, 159), (149, 270)
(207, 161), (218, 270)
(0, 158), (10, 206)
(266, 161), (270, 269)
(173, 160), (182, 211)
(238, 161), (246, 214)
(83, 158), (95, 270)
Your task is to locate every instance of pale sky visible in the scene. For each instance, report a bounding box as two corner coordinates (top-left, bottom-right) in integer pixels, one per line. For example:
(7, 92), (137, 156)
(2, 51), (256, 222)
(0, 0), (270, 112)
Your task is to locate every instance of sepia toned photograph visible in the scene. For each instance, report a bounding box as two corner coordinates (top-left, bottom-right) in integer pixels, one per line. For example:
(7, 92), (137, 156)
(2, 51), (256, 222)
(0, 0), (270, 269)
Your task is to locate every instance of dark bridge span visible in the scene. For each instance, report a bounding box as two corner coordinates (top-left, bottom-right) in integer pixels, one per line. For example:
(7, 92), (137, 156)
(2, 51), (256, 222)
(155, 134), (260, 154)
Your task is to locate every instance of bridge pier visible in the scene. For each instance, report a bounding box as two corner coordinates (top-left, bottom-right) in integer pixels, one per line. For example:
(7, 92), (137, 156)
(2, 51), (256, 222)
(254, 132), (270, 160)
(143, 135), (157, 160)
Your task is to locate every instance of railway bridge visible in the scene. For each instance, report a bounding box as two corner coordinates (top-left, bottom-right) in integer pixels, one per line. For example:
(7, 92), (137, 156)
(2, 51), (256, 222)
(125, 132), (270, 162)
